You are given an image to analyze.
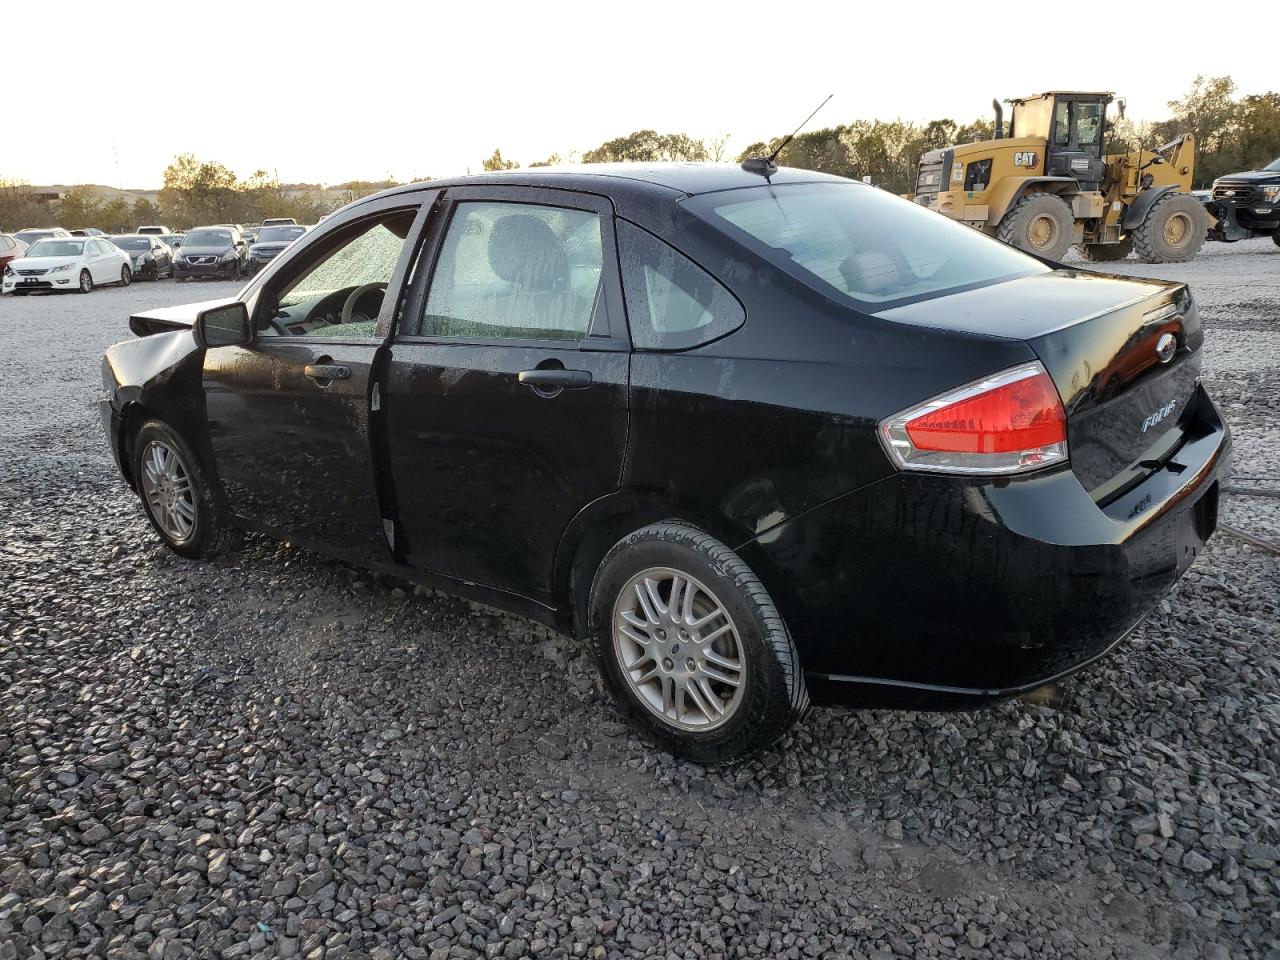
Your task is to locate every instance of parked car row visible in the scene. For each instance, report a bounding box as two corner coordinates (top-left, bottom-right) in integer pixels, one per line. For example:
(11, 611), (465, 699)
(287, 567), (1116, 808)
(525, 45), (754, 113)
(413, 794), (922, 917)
(1, 220), (309, 293)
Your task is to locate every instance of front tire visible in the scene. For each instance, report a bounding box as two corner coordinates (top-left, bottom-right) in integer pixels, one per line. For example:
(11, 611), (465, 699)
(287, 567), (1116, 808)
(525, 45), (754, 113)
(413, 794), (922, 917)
(589, 521), (809, 764)
(1133, 192), (1208, 263)
(77, 269), (93, 294)
(132, 420), (239, 560)
(997, 193), (1075, 261)
(1272, 232), (1280, 249)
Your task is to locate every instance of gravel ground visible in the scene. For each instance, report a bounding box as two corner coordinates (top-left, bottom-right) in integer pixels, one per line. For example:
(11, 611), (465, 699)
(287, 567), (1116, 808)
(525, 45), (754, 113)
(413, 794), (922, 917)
(2, 244), (1278, 960)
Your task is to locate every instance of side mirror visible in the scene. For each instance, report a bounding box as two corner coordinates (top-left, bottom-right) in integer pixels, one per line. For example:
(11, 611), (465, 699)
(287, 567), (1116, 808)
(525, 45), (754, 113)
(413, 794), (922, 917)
(194, 302), (253, 349)
(1117, 98), (1127, 119)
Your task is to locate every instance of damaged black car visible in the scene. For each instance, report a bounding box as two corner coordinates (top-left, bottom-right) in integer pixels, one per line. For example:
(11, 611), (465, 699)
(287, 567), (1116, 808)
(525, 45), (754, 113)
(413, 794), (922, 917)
(99, 164), (1230, 762)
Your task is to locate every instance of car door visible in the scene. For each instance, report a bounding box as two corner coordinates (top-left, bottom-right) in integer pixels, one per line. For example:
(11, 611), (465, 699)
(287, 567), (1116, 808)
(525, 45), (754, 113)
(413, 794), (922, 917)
(200, 194), (431, 563)
(83, 240), (104, 282)
(152, 238), (171, 273)
(383, 186), (629, 605)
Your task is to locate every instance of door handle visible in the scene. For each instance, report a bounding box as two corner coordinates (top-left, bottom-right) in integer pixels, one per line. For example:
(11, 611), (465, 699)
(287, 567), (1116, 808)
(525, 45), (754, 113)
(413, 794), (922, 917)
(517, 368), (592, 390)
(304, 363), (351, 381)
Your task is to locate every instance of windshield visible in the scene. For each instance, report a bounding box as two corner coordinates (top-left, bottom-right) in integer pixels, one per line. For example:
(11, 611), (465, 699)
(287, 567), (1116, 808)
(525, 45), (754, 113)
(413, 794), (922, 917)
(1264, 156), (1280, 172)
(27, 240), (85, 257)
(185, 229), (233, 247)
(258, 226), (305, 243)
(1011, 97), (1053, 140)
(15, 230), (54, 245)
(687, 182), (1048, 308)
(112, 237), (151, 251)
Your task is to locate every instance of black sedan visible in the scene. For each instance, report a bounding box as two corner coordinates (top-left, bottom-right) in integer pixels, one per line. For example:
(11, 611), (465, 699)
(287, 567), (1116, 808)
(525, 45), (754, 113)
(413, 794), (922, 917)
(109, 234), (175, 281)
(173, 226), (248, 281)
(99, 164), (1230, 763)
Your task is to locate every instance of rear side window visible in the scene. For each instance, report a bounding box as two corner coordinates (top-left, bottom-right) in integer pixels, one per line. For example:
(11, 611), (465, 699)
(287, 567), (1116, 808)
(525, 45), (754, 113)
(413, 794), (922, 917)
(423, 201), (602, 341)
(616, 221), (744, 350)
(688, 182), (1047, 308)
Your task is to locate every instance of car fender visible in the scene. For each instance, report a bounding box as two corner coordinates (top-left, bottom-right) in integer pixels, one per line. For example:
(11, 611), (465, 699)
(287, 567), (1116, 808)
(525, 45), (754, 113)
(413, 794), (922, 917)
(987, 176), (1079, 226)
(552, 489), (758, 638)
(1121, 185), (1176, 230)
(103, 331), (214, 492)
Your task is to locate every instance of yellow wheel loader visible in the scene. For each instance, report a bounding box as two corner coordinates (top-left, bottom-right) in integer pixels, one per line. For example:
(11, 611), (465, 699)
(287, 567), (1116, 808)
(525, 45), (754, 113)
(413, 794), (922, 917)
(909, 92), (1208, 263)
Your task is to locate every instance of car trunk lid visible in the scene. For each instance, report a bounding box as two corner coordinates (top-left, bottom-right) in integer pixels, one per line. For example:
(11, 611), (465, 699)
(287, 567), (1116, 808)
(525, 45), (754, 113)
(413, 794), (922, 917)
(876, 269), (1203, 497)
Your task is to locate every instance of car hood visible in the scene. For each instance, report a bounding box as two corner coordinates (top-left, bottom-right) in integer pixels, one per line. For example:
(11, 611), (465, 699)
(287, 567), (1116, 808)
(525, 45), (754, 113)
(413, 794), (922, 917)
(181, 244), (235, 257)
(1215, 170), (1280, 185)
(9, 255), (82, 270)
(130, 296), (237, 336)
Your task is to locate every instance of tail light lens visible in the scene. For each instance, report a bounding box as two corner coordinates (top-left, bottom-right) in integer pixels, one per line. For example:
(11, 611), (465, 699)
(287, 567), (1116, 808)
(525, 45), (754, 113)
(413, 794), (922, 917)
(879, 362), (1068, 475)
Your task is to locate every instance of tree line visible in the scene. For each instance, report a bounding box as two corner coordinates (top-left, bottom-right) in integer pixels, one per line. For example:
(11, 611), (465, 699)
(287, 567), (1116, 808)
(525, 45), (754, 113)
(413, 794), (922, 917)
(2, 75), (1276, 233)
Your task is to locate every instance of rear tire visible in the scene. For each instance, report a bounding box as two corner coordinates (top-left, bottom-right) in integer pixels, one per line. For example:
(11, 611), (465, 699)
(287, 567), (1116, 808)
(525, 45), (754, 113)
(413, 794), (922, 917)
(132, 420), (240, 560)
(589, 521), (809, 764)
(1078, 238), (1134, 262)
(120, 265), (132, 287)
(997, 193), (1074, 261)
(1133, 193), (1208, 263)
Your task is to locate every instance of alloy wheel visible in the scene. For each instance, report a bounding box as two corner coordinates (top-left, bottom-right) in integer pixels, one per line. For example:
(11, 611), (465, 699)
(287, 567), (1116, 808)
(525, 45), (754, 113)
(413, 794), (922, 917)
(140, 440), (196, 541)
(79, 270), (92, 293)
(612, 567), (746, 731)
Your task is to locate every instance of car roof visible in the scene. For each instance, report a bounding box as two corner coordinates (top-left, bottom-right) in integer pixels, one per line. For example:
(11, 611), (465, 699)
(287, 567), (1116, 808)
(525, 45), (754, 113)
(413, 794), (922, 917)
(359, 162), (850, 206)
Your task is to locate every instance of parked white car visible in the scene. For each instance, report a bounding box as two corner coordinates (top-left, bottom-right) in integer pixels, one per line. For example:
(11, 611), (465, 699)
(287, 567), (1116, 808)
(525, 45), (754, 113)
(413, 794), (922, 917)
(2, 237), (132, 295)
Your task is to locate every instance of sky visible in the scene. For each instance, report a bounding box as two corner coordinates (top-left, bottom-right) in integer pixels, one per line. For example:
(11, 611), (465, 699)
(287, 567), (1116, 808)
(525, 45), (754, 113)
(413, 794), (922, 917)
(10, 1), (1274, 189)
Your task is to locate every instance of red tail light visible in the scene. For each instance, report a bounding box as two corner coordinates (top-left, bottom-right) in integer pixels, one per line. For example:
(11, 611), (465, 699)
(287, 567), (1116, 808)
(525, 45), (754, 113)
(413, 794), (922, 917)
(880, 363), (1068, 475)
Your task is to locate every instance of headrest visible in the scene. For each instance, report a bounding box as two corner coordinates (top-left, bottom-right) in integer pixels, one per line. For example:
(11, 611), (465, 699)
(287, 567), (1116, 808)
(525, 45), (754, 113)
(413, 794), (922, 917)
(487, 215), (567, 291)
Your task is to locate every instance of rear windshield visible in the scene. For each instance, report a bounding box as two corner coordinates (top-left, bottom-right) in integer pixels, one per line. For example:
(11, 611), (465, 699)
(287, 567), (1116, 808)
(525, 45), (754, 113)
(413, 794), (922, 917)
(112, 237), (151, 251)
(258, 226), (305, 243)
(27, 240), (84, 257)
(186, 229), (232, 246)
(686, 182), (1048, 308)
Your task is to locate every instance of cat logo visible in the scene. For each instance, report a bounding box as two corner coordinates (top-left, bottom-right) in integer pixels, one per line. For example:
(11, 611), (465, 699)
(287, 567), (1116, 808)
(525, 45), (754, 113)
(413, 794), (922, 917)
(1013, 152), (1039, 167)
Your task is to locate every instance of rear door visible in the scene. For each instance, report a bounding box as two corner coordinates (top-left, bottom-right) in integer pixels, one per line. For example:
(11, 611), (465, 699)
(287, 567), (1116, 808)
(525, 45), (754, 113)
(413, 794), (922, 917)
(201, 195), (430, 563)
(384, 186), (629, 604)
(87, 240), (112, 282)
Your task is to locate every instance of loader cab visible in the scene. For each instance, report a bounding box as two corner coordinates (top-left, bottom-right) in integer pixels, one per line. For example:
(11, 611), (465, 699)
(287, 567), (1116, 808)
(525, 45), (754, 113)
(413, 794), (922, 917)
(1009, 92), (1112, 191)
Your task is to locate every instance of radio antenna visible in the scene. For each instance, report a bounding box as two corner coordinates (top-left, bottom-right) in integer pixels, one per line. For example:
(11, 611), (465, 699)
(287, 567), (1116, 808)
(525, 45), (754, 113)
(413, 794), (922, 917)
(742, 94), (834, 178)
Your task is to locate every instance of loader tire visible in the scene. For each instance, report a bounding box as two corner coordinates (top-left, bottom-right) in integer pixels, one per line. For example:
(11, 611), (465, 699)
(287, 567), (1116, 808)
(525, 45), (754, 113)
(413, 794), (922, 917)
(1078, 238), (1134, 262)
(997, 193), (1074, 261)
(1133, 193), (1207, 263)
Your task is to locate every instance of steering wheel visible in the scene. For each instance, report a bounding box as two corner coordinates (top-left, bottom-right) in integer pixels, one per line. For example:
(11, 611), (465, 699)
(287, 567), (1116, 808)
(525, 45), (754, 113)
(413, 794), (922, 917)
(341, 282), (387, 326)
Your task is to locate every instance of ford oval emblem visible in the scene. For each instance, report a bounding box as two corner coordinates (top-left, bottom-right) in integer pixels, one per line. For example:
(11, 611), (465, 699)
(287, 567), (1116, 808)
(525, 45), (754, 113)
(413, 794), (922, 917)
(1156, 332), (1177, 364)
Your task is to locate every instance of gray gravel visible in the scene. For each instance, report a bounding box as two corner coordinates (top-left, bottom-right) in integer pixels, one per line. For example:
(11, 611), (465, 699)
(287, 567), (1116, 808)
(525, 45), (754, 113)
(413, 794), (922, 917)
(2, 249), (1278, 960)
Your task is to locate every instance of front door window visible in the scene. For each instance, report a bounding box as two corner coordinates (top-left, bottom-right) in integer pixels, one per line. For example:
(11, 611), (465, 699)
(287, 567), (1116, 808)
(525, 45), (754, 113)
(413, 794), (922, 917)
(259, 210), (416, 339)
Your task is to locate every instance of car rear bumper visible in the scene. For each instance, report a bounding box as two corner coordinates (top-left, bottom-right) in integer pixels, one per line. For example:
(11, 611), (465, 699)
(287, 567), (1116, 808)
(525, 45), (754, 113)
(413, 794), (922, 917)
(743, 386), (1231, 708)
